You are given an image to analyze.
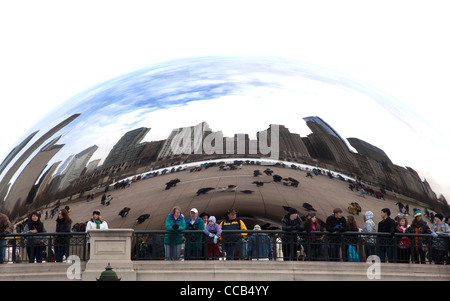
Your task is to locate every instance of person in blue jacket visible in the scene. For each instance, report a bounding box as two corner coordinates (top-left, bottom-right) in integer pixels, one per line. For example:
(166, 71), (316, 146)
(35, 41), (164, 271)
(247, 224), (273, 260)
(184, 208), (205, 260)
(164, 206), (186, 260)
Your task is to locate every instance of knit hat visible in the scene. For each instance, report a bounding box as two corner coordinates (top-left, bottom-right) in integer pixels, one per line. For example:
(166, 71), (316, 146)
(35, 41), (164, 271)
(435, 213), (444, 221)
(253, 224), (261, 231)
(288, 207), (299, 215)
(414, 210), (422, 217)
(208, 216), (216, 223)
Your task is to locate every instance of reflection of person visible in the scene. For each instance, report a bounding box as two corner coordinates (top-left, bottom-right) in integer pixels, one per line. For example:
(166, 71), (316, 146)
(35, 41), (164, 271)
(24, 211), (47, 263)
(0, 211), (13, 264)
(164, 206), (185, 260)
(55, 209), (72, 262)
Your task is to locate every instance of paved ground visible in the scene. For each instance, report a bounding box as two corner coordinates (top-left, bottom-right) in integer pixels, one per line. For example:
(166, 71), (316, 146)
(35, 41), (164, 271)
(41, 163), (424, 232)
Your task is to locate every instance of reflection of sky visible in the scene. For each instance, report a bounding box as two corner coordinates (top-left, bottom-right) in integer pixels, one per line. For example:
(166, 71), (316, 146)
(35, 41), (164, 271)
(6, 56), (445, 196)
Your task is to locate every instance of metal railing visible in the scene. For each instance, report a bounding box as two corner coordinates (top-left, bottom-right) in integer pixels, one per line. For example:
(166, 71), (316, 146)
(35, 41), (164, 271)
(0, 232), (88, 264)
(132, 230), (450, 264)
(1, 230), (448, 264)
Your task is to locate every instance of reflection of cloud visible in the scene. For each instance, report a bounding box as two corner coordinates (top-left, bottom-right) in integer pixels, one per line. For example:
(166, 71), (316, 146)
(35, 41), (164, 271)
(15, 56), (447, 198)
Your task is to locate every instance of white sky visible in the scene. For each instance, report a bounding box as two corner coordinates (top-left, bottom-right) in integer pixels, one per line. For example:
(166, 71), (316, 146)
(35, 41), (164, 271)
(1, 0), (449, 201)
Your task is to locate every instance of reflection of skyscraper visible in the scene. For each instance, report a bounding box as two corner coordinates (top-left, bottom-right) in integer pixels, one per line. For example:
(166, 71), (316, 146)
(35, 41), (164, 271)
(5, 137), (64, 212)
(261, 125), (310, 161)
(0, 131), (38, 176)
(103, 127), (150, 167)
(303, 116), (357, 168)
(303, 116), (353, 152)
(57, 145), (98, 191)
(0, 113), (80, 205)
(347, 137), (392, 164)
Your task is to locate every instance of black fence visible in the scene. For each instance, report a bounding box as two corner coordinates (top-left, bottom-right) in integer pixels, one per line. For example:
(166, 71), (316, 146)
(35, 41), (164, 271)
(133, 230), (450, 264)
(1, 230), (448, 264)
(0, 232), (88, 264)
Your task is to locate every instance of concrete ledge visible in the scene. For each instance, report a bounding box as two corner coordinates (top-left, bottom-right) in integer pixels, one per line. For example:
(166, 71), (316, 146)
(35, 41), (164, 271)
(1, 260), (449, 281)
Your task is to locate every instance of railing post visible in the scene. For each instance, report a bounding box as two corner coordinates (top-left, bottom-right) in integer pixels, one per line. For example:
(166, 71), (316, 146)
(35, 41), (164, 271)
(83, 229), (135, 281)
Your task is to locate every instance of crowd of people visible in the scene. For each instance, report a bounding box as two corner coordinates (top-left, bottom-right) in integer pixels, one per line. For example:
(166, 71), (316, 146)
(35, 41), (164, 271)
(1, 202), (450, 265)
(132, 205), (450, 264)
(1, 161), (449, 265)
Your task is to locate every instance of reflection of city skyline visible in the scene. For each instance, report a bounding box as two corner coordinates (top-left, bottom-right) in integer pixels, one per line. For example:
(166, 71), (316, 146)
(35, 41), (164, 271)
(0, 111), (444, 221)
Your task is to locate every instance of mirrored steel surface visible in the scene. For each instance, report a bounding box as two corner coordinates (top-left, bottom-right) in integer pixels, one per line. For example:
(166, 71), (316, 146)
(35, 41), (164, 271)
(0, 56), (445, 224)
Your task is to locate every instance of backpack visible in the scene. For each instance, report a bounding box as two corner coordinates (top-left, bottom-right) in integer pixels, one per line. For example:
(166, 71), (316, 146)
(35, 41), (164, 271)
(347, 245), (360, 262)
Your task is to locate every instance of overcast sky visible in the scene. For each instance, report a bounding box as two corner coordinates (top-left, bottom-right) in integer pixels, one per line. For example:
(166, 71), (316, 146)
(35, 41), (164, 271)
(1, 0), (449, 200)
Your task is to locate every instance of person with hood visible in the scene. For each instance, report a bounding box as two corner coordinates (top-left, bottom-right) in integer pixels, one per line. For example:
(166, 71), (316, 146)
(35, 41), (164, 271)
(430, 213), (450, 264)
(325, 208), (346, 261)
(184, 208), (205, 260)
(24, 211), (47, 263)
(247, 224), (273, 260)
(362, 211), (376, 258)
(164, 206), (185, 260)
(204, 216), (222, 259)
(281, 207), (304, 261)
(378, 208), (396, 262)
(406, 210), (431, 264)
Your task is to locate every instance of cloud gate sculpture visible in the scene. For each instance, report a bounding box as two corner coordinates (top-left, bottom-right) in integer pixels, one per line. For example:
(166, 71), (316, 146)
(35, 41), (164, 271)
(0, 56), (447, 227)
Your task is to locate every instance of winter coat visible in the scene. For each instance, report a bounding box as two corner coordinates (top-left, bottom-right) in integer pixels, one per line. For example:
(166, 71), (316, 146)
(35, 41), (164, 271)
(362, 211), (376, 245)
(377, 217), (396, 236)
(0, 213), (13, 238)
(247, 233), (273, 259)
(185, 216), (205, 250)
(86, 219), (109, 231)
(204, 217), (222, 243)
(281, 214), (304, 243)
(219, 218), (247, 243)
(406, 220), (431, 247)
(431, 222), (450, 250)
(164, 213), (186, 245)
(55, 217), (71, 245)
(24, 223), (47, 245)
(395, 225), (411, 249)
(325, 215), (346, 233)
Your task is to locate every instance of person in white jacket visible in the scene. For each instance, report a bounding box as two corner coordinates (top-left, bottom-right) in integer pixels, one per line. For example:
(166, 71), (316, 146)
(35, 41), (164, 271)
(86, 210), (108, 248)
(86, 210), (109, 230)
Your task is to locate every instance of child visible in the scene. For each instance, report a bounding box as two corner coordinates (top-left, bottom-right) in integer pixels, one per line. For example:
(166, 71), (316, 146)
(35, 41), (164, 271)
(203, 216), (222, 259)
